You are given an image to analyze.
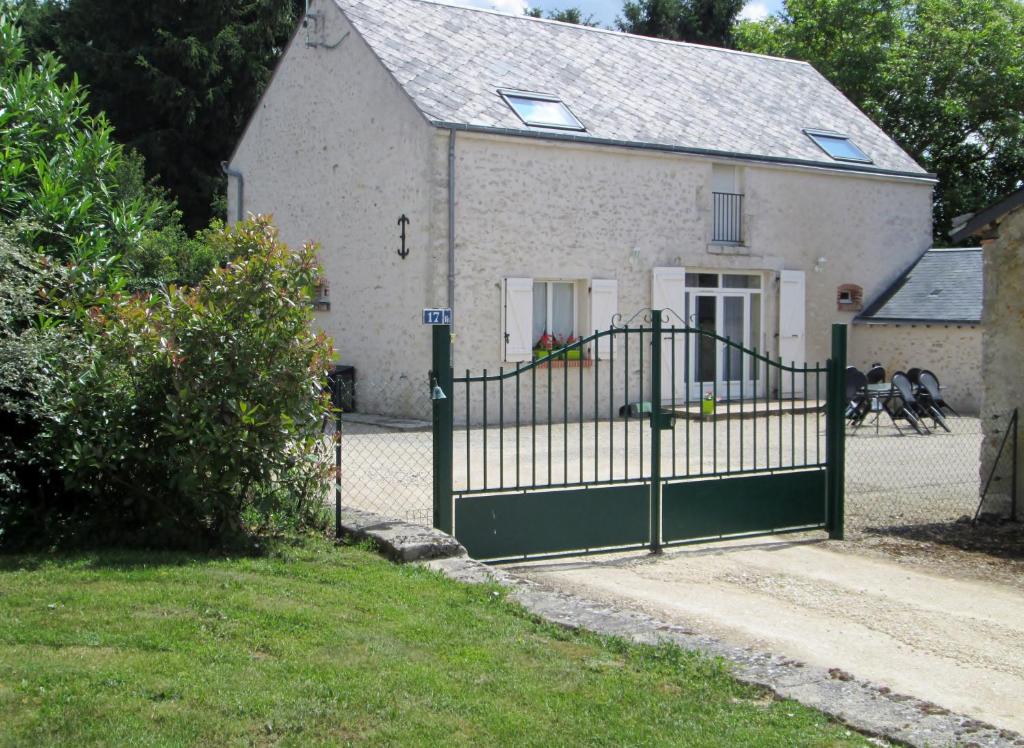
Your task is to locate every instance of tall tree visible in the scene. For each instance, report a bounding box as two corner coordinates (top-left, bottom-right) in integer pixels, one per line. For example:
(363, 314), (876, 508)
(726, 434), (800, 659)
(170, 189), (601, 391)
(735, 0), (1024, 240)
(617, 0), (746, 47)
(525, 6), (600, 25)
(16, 0), (304, 232)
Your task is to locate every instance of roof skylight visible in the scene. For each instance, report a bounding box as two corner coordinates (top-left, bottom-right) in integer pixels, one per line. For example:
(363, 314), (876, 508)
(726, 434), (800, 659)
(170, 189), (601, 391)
(804, 129), (872, 163)
(499, 90), (585, 131)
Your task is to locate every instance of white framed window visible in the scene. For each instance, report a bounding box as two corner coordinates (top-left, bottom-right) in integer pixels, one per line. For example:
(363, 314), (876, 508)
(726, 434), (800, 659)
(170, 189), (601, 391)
(502, 277), (618, 362)
(533, 280), (576, 348)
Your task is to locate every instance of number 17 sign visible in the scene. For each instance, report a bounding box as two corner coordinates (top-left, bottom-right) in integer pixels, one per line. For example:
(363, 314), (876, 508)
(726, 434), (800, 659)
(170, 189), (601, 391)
(422, 308), (452, 325)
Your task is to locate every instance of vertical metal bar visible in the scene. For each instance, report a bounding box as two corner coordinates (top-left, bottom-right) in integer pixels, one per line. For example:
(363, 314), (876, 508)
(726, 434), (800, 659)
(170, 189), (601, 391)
(753, 349), (758, 471)
(685, 328), (691, 476)
(516, 363), (521, 489)
(532, 362), (537, 487)
(803, 366), (808, 467)
(739, 343), (744, 471)
(764, 354), (769, 470)
(712, 347), (718, 474)
(625, 324), (630, 481)
(547, 357), (553, 486)
(482, 370), (488, 490)
(725, 338), (731, 474)
(594, 332), (599, 484)
(778, 357), (784, 470)
(465, 369), (470, 493)
(671, 328), (677, 477)
(579, 341), (584, 484)
(609, 330), (614, 481)
(564, 346), (569, 486)
(790, 365), (796, 468)
(650, 309), (663, 553)
(499, 367), (504, 489)
(1013, 408), (1019, 522)
(816, 364), (821, 465)
(639, 324), (645, 477)
(827, 323), (847, 540)
(430, 325), (453, 534)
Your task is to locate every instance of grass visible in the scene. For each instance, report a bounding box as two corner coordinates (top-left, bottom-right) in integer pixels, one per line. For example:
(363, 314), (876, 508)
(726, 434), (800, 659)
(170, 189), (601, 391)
(0, 536), (869, 747)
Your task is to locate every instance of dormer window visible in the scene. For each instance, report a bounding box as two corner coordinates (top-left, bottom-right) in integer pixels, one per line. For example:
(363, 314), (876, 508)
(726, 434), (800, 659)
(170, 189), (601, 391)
(499, 90), (585, 131)
(804, 129), (872, 163)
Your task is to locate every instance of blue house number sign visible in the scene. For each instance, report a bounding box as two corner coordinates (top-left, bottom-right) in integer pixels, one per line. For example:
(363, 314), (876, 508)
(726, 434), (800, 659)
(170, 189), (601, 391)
(422, 308), (452, 325)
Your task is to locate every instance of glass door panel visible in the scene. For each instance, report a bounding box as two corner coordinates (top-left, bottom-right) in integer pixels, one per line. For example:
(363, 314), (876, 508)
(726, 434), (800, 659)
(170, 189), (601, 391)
(694, 295), (717, 388)
(723, 296), (744, 385)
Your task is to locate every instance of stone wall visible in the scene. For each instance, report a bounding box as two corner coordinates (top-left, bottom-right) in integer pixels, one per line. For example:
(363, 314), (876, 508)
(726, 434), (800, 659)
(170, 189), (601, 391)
(849, 323), (982, 414)
(979, 207), (1024, 517)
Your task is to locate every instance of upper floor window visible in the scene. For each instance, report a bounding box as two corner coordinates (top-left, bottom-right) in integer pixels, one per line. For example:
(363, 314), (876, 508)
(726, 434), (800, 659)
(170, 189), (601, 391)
(711, 164), (743, 244)
(499, 89), (585, 131)
(804, 129), (872, 163)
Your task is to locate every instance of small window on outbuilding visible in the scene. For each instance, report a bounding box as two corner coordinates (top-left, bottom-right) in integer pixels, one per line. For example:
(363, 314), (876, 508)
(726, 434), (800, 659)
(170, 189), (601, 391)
(804, 129), (872, 163)
(499, 90), (585, 131)
(837, 283), (863, 311)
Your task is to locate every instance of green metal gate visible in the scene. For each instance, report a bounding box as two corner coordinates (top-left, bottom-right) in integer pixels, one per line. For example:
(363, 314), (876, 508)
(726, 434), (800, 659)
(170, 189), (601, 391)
(430, 313), (846, 561)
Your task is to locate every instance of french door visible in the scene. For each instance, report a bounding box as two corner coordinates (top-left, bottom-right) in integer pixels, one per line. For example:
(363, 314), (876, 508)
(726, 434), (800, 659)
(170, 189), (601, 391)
(686, 289), (764, 401)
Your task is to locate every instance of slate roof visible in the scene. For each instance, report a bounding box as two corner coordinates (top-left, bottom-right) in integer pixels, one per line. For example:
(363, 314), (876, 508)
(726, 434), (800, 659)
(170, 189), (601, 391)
(334, 0), (929, 178)
(857, 248), (983, 324)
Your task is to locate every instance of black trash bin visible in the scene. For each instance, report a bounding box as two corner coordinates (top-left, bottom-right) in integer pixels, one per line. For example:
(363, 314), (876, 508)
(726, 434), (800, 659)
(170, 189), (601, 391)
(328, 364), (356, 412)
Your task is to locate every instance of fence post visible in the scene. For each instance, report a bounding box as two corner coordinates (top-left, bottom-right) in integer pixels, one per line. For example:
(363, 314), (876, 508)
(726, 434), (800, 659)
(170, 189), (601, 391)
(334, 374), (342, 540)
(826, 323), (847, 539)
(1013, 408), (1019, 522)
(649, 310), (663, 553)
(431, 324), (454, 534)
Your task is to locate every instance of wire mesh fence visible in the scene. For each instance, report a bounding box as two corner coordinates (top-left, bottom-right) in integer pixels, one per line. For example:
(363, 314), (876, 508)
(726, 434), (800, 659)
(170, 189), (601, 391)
(844, 414), (994, 534)
(328, 375), (433, 526)
(329, 366), (1010, 538)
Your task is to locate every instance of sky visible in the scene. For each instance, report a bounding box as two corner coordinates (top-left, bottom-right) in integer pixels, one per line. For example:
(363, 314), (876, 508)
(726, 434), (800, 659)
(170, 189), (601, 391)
(433, 0), (784, 26)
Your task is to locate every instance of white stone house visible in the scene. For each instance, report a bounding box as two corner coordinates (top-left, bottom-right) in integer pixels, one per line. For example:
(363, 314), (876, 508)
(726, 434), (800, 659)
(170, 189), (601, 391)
(227, 0), (935, 417)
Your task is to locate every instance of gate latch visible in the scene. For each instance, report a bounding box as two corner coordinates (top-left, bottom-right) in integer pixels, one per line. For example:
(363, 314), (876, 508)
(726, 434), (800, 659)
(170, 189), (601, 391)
(655, 410), (676, 430)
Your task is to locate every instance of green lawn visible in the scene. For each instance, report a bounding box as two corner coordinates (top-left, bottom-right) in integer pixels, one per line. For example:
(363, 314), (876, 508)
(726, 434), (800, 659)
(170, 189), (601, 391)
(0, 537), (866, 747)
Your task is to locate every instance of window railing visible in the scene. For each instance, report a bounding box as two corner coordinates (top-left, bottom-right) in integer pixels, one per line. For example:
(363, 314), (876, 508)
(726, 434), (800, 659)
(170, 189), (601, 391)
(712, 192), (743, 244)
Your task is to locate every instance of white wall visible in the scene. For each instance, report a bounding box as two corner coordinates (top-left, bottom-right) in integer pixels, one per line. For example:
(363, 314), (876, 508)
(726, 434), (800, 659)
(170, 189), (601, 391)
(229, 0), (439, 417)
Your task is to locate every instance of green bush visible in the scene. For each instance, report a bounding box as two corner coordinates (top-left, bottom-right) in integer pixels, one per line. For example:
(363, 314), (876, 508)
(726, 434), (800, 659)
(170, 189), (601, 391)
(23, 217), (334, 549)
(0, 8), (174, 264)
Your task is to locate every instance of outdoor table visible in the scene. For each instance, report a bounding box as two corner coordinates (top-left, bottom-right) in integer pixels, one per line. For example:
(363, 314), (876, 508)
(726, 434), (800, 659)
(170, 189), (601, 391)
(861, 382), (893, 434)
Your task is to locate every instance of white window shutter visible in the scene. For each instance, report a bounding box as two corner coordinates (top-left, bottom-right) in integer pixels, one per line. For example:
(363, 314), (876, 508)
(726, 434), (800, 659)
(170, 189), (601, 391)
(651, 267), (686, 403)
(779, 269), (806, 396)
(503, 277), (533, 362)
(778, 270), (806, 365)
(651, 267), (687, 327)
(589, 278), (618, 359)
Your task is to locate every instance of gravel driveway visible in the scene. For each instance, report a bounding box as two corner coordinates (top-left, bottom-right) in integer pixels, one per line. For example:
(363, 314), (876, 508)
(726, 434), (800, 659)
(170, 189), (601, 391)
(508, 534), (1024, 736)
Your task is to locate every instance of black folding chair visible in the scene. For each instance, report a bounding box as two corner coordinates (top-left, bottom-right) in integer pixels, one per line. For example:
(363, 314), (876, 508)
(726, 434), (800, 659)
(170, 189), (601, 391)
(919, 370), (959, 418)
(844, 367), (869, 427)
(884, 371), (929, 435)
(907, 367), (922, 385)
(867, 365), (886, 385)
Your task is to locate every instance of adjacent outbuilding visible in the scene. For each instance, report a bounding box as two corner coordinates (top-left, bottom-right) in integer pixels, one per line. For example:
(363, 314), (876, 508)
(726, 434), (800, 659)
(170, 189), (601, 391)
(850, 247), (982, 413)
(950, 187), (1024, 519)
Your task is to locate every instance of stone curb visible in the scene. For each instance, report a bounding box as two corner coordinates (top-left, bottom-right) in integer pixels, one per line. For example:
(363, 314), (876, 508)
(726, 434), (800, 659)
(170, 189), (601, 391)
(339, 508), (465, 563)
(341, 514), (1023, 748)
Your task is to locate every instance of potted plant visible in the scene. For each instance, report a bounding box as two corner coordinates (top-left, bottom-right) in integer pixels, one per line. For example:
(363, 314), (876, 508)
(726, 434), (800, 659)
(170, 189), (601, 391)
(563, 335), (582, 360)
(701, 390), (715, 416)
(534, 331), (554, 360)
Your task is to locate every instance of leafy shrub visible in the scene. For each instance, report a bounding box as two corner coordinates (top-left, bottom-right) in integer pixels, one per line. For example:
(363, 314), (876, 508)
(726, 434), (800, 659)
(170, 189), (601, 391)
(25, 217), (334, 549)
(0, 226), (85, 543)
(0, 8), (175, 263)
